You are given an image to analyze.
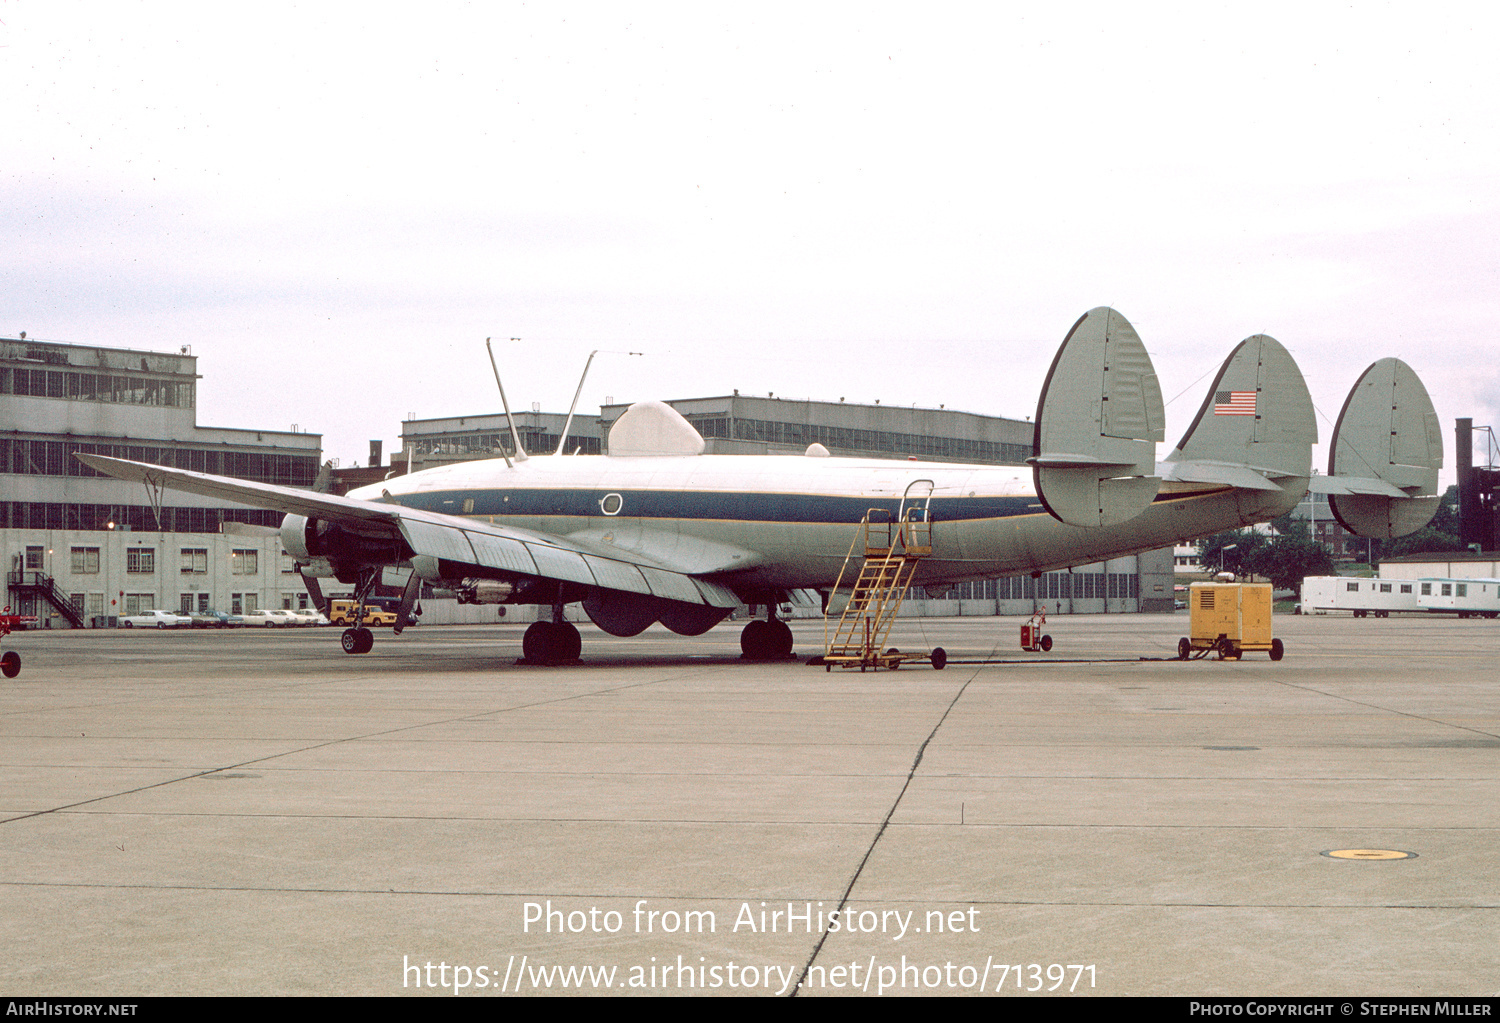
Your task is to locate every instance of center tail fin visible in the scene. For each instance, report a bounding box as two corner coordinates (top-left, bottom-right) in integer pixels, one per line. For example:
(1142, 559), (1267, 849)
(1162, 334), (1316, 488)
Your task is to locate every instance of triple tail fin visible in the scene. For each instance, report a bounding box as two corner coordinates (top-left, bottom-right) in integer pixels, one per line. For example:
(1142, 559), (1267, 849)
(1311, 358), (1441, 538)
(1161, 334), (1316, 489)
(1029, 307), (1165, 528)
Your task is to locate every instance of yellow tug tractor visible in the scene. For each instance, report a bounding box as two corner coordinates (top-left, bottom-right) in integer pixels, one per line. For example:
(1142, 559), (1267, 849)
(1178, 574), (1284, 661)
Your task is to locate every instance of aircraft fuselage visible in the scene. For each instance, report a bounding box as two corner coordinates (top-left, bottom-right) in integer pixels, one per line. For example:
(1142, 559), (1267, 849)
(353, 453), (1304, 593)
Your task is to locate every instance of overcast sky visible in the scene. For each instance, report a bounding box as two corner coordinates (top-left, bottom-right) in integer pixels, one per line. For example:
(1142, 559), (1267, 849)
(4, 3), (1497, 482)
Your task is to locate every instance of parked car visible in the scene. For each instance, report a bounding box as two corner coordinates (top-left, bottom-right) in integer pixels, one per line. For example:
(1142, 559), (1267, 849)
(287, 608), (330, 626)
(119, 609), (192, 629)
(241, 609), (291, 628)
(188, 609), (243, 628)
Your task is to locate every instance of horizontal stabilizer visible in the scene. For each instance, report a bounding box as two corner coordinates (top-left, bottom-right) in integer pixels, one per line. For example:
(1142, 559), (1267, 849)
(1030, 307), (1164, 527)
(1158, 460), (1284, 492)
(1325, 358), (1442, 538)
(1306, 475), (1407, 498)
(1164, 333), (1315, 482)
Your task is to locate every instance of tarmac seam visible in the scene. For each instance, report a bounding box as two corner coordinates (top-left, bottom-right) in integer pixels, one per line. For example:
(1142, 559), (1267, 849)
(1275, 680), (1500, 742)
(4, 881), (1492, 911)
(0, 673), (704, 828)
(789, 670), (977, 997)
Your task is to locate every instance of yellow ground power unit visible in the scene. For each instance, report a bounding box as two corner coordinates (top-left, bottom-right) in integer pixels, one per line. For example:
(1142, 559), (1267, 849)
(1178, 580), (1284, 661)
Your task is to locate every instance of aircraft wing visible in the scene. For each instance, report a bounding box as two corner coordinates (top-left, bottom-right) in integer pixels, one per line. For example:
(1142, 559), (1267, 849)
(74, 454), (741, 608)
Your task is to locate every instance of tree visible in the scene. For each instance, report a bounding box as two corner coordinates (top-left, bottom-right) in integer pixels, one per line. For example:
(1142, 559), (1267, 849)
(1269, 511), (1309, 539)
(1385, 526), (1469, 559)
(1429, 484), (1460, 536)
(1196, 529), (1268, 576)
(1242, 536), (1336, 594)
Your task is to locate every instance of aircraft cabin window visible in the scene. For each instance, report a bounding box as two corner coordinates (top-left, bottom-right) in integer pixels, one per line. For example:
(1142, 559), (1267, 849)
(600, 493), (623, 516)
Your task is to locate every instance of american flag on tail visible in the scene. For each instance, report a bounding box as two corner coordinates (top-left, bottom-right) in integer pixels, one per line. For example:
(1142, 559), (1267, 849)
(1213, 390), (1257, 416)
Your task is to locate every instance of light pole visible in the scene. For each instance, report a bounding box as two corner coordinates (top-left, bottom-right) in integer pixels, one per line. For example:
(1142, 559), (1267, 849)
(1221, 543), (1238, 576)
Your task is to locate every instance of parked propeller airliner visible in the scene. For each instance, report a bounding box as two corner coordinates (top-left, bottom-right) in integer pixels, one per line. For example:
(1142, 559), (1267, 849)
(77, 308), (1443, 664)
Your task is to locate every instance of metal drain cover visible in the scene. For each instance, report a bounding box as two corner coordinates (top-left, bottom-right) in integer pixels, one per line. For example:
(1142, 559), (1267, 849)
(1322, 849), (1416, 860)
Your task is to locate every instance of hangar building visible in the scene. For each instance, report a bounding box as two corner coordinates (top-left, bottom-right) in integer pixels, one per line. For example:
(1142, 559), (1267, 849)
(2, 335), (321, 626)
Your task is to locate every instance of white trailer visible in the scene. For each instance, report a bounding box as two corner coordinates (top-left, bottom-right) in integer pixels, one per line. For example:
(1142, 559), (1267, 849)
(1415, 578), (1500, 618)
(1300, 577), (1419, 618)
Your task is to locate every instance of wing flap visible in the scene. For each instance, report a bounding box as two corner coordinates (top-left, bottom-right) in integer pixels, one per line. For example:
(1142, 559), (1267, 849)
(400, 519), (479, 564)
(638, 565), (706, 604)
(464, 531), (541, 575)
(691, 578), (742, 609)
(580, 555), (653, 595)
(523, 542), (599, 587)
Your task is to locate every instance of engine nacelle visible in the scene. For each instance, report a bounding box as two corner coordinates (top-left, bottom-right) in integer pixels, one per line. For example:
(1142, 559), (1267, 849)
(279, 513), (401, 578)
(440, 578), (515, 605)
(280, 514), (319, 562)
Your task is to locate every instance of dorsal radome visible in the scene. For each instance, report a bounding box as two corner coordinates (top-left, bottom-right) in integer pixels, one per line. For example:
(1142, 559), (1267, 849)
(607, 401), (706, 457)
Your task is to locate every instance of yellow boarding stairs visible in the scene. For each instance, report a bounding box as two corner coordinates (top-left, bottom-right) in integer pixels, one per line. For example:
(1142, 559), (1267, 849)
(821, 486), (947, 671)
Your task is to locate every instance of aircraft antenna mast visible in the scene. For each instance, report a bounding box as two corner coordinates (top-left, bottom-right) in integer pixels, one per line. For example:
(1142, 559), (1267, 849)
(485, 337), (528, 463)
(556, 350), (599, 456)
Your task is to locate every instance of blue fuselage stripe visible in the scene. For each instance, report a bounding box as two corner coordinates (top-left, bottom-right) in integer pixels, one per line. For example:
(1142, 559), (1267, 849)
(395, 489), (1041, 523)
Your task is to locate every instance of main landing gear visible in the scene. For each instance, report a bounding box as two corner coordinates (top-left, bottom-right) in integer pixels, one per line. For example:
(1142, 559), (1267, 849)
(522, 620), (582, 665)
(740, 613), (794, 660)
(340, 569), (380, 655)
(521, 591), (582, 666)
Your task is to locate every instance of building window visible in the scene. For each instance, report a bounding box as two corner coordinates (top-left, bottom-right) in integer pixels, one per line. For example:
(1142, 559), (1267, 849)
(1421, 583), (1432, 595)
(124, 593), (155, 615)
(126, 548), (155, 574)
(231, 549), (258, 575)
(71, 547), (100, 574)
(1345, 582), (1359, 592)
(1400, 584), (1412, 594)
(25, 546), (44, 570)
(180, 548), (208, 574)
(1457, 584), (1467, 597)
(1379, 583), (1392, 593)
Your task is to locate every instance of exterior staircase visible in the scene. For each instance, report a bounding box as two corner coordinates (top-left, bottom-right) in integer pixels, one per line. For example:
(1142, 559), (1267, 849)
(822, 499), (933, 671)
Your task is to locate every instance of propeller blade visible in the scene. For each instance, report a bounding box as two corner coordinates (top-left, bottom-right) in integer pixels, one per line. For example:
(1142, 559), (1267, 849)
(394, 572), (421, 635)
(297, 565), (327, 615)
